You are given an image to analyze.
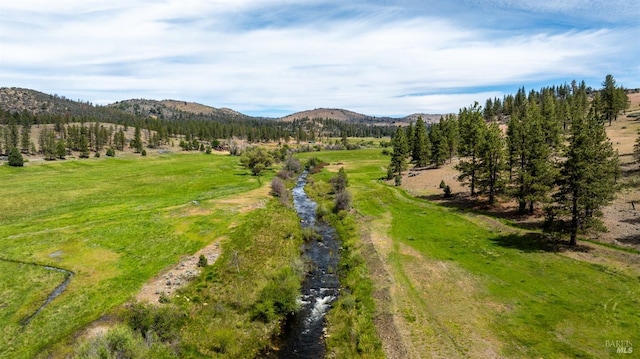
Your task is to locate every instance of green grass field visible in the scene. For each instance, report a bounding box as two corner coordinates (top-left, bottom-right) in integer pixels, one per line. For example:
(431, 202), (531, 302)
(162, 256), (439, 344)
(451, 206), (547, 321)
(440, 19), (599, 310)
(298, 149), (640, 358)
(0, 154), (263, 358)
(2, 148), (639, 358)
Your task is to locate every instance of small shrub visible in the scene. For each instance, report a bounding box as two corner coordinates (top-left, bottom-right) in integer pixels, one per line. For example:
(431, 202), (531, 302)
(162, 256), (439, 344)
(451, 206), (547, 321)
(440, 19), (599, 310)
(94, 151), (101, 158)
(141, 149), (147, 156)
(284, 156), (302, 173)
(270, 177), (287, 197)
(276, 169), (294, 180)
(316, 203), (330, 220)
(330, 167), (349, 194)
(334, 191), (352, 213)
(158, 292), (171, 304)
(8, 147), (24, 167)
(302, 227), (321, 242)
(251, 268), (300, 323)
(197, 254), (208, 267)
(122, 302), (186, 342)
(106, 147), (116, 157)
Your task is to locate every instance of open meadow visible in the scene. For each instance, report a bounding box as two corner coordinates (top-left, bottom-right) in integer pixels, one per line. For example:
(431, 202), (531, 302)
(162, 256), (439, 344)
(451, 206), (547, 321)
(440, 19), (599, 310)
(1, 128), (639, 358)
(298, 148), (640, 358)
(0, 153), (265, 358)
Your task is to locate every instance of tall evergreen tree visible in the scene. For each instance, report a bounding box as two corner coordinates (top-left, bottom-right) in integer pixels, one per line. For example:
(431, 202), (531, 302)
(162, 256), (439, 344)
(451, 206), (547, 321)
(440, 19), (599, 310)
(131, 125), (143, 153)
(78, 134), (90, 158)
(39, 128), (57, 160)
(429, 122), (448, 167)
(404, 122), (414, 157)
(20, 125), (31, 153)
(507, 98), (557, 214)
(388, 127), (409, 184)
(552, 108), (619, 245)
(477, 122), (506, 204)
(412, 117), (430, 167)
(455, 103), (485, 196)
(56, 139), (67, 159)
(114, 129), (126, 151)
(600, 74), (630, 126)
(441, 114), (459, 162)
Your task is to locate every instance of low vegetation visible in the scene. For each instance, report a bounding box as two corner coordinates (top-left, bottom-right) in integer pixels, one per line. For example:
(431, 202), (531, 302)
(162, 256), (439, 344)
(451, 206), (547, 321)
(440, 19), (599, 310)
(1, 78), (638, 358)
(0, 153), (263, 358)
(298, 148), (639, 358)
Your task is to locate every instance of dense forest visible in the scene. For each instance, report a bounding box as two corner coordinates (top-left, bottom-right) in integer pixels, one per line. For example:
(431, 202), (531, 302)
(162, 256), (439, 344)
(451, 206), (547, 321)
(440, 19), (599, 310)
(0, 89), (397, 158)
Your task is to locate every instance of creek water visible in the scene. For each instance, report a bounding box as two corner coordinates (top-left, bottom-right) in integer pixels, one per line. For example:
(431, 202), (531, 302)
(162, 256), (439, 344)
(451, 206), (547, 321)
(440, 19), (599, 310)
(21, 265), (74, 326)
(277, 171), (341, 358)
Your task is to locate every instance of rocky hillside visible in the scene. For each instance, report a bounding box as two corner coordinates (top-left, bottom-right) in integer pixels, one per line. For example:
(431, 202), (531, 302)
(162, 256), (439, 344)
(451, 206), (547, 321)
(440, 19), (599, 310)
(109, 99), (251, 122)
(280, 108), (447, 125)
(0, 87), (96, 116)
(1, 87), (447, 126)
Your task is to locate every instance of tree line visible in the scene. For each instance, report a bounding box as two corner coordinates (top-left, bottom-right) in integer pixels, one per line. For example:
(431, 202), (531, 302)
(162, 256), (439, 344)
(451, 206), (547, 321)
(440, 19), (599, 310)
(388, 75), (632, 245)
(0, 102), (396, 159)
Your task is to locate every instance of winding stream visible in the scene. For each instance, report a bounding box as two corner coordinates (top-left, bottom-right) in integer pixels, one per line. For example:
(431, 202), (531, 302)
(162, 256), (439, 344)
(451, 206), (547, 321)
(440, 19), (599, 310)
(20, 265), (74, 326)
(0, 258), (74, 326)
(278, 171), (341, 358)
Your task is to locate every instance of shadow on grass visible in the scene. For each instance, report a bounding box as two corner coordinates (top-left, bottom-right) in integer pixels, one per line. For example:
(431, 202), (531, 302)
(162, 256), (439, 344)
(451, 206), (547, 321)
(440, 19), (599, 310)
(419, 193), (544, 231)
(489, 233), (592, 253)
(618, 233), (640, 246)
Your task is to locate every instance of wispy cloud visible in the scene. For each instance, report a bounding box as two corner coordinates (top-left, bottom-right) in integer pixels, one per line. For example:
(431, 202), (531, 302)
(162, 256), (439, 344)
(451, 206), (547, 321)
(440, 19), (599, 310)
(0, 0), (637, 117)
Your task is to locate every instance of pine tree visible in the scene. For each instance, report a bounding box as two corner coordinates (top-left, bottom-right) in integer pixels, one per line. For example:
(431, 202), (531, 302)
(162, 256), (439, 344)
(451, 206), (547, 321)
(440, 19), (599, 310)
(477, 122), (506, 204)
(39, 128), (57, 160)
(404, 123), (414, 157)
(56, 139), (67, 159)
(455, 103), (485, 196)
(8, 147), (24, 167)
(114, 129), (126, 151)
(552, 108), (619, 245)
(441, 115), (458, 162)
(20, 125), (31, 153)
(78, 134), (90, 158)
(388, 127), (409, 183)
(131, 125), (143, 153)
(507, 98), (557, 214)
(600, 74), (630, 126)
(412, 117), (430, 167)
(429, 122), (448, 167)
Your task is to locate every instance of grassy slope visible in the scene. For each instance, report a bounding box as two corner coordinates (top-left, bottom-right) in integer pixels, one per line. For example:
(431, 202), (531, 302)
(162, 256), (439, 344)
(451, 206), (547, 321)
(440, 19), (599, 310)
(0, 154), (262, 358)
(298, 149), (640, 358)
(177, 200), (303, 358)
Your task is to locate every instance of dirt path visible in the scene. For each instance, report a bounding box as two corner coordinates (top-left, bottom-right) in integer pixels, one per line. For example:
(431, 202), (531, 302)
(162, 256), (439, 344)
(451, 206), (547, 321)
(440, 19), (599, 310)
(135, 239), (222, 304)
(359, 213), (410, 359)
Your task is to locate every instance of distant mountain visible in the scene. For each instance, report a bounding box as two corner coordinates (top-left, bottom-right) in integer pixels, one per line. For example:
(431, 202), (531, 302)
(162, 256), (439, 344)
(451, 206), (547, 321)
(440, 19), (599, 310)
(280, 108), (371, 122)
(279, 107), (448, 126)
(109, 99), (251, 121)
(0, 87), (448, 127)
(0, 87), (97, 116)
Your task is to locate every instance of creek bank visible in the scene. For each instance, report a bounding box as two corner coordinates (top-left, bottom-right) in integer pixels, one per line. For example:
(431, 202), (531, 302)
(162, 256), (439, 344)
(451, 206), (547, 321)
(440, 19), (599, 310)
(277, 171), (341, 358)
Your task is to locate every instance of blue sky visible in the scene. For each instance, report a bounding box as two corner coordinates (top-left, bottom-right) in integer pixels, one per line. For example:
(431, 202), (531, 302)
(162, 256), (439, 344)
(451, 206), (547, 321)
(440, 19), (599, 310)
(1, 0), (638, 117)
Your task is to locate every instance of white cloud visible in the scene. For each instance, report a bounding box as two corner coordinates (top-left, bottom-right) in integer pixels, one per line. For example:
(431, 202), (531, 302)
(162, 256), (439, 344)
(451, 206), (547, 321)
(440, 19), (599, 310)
(0, 0), (637, 116)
